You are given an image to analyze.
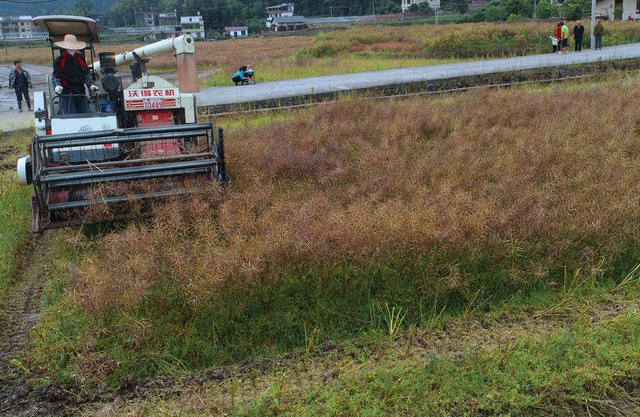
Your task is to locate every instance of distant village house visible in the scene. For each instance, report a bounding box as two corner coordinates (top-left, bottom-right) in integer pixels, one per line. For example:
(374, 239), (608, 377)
(133, 4), (156, 26)
(180, 15), (205, 39)
(0, 15), (36, 36)
(271, 16), (307, 31)
(595, 0), (640, 19)
(158, 12), (177, 27)
(266, 2), (295, 28)
(224, 26), (248, 38)
(401, 0), (442, 12)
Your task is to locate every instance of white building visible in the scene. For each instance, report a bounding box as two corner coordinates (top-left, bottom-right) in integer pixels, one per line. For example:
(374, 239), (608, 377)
(225, 26), (248, 38)
(0, 15), (36, 37)
(401, 0), (442, 12)
(271, 16), (307, 31)
(180, 15), (205, 39)
(266, 2), (295, 28)
(595, 0), (638, 20)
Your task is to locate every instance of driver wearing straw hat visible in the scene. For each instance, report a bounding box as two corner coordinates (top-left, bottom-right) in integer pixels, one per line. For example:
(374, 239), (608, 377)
(51, 33), (99, 114)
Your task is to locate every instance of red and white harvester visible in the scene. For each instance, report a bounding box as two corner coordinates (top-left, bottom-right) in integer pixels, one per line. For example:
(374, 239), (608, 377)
(17, 16), (226, 231)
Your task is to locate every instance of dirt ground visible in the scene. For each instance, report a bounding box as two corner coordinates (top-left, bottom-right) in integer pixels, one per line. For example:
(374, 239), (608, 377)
(0, 64), (48, 112)
(0, 231), (60, 416)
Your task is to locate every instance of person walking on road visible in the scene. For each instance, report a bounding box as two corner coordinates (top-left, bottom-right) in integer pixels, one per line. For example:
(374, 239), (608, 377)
(594, 19), (604, 50)
(8, 60), (32, 112)
(573, 20), (584, 51)
(561, 22), (569, 54)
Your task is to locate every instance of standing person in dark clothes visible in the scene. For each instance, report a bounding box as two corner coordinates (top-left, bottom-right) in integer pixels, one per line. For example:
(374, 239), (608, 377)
(594, 19), (604, 50)
(8, 60), (32, 112)
(573, 20), (584, 51)
(51, 34), (98, 114)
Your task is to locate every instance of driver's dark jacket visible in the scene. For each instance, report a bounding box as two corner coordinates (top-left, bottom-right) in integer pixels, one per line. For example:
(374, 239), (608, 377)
(51, 50), (94, 94)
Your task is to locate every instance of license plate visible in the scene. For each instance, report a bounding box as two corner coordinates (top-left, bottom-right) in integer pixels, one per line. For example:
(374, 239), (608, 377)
(143, 98), (164, 109)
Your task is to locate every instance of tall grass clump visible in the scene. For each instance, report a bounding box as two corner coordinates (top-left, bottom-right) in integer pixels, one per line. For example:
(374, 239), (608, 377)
(311, 20), (640, 59)
(8, 21), (640, 87)
(36, 82), (640, 383)
(0, 172), (33, 296)
(207, 21), (640, 85)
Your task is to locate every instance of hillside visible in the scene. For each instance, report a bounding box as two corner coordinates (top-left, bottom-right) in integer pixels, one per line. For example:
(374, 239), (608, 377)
(3, 0), (118, 16)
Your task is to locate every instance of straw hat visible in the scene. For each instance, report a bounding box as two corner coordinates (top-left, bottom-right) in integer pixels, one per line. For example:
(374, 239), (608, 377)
(54, 34), (86, 50)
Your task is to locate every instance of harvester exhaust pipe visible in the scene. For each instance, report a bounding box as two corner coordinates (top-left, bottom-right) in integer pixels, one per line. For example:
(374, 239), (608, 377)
(91, 34), (199, 92)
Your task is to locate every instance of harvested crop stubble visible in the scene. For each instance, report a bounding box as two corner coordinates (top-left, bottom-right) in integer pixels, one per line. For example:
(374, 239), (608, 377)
(75, 85), (640, 313)
(0, 35), (313, 69)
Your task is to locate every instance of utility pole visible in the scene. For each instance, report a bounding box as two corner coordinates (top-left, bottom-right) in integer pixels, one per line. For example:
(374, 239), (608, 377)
(591, 0), (596, 49)
(372, 0), (376, 16)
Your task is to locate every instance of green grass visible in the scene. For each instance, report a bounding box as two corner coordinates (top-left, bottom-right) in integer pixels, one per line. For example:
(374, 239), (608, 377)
(0, 131), (33, 297)
(0, 173), (32, 295)
(204, 55), (468, 87)
(91, 254), (640, 415)
(29, 233), (640, 387)
(238, 296), (640, 416)
(202, 21), (640, 87)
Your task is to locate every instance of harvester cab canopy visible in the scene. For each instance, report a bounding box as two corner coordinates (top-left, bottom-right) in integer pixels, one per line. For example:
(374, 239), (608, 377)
(32, 15), (100, 44)
(33, 16), (102, 117)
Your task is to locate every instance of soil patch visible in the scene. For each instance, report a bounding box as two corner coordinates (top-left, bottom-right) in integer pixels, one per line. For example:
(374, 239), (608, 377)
(0, 231), (60, 417)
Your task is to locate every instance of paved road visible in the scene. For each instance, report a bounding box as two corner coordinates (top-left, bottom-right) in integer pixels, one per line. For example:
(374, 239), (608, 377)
(0, 110), (32, 133)
(198, 43), (640, 107)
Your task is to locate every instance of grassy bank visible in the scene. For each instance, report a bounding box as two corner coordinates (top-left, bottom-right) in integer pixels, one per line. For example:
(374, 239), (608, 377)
(102, 270), (640, 416)
(205, 20), (640, 86)
(6, 20), (640, 88)
(28, 77), (640, 389)
(0, 131), (34, 297)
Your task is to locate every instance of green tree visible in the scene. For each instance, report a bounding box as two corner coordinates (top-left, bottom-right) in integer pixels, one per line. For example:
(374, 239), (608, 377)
(251, 0), (265, 18)
(70, 0), (94, 16)
(505, 0), (532, 17)
(535, 1), (552, 19)
(614, 6), (623, 20)
(483, 4), (507, 20)
(452, 0), (469, 14)
(408, 3), (431, 12)
(375, 0), (402, 13)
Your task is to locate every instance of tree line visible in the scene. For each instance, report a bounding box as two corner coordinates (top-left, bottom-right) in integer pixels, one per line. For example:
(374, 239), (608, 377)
(464, 0), (592, 21)
(104, 0), (402, 32)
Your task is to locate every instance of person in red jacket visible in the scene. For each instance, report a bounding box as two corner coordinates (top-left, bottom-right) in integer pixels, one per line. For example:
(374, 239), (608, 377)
(556, 22), (563, 54)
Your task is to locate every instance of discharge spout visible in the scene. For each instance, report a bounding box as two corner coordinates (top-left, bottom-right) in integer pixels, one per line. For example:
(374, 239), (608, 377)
(92, 34), (199, 93)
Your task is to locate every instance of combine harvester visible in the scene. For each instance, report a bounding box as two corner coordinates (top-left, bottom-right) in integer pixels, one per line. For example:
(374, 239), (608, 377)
(17, 16), (226, 231)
